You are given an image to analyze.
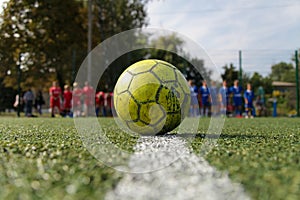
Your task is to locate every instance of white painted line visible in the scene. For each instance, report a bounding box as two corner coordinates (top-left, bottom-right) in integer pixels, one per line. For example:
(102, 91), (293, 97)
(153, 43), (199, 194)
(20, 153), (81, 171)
(105, 136), (250, 200)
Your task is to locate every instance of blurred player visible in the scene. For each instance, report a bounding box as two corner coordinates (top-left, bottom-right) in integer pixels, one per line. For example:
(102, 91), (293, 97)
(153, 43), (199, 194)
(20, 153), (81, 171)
(49, 81), (62, 117)
(83, 81), (95, 116)
(244, 83), (255, 118)
(72, 82), (82, 117)
(230, 80), (243, 117)
(219, 80), (229, 116)
(63, 84), (72, 117)
(256, 86), (266, 117)
(105, 92), (113, 117)
(209, 81), (219, 116)
(95, 91), (105, 117)
(188, 79), (199, 117)
(199, 80), (210, 117)
(34, 90), (45, 115)
(23, 88), (34, 117)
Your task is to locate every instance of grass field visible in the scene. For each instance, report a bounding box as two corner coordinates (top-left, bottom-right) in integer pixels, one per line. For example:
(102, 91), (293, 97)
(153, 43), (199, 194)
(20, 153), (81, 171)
(0, 117), (299, 199)
(192, 118), (300, 200)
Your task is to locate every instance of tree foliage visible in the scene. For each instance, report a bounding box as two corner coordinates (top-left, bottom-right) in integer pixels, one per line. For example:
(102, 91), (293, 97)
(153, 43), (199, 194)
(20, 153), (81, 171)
(221, 63), (238, 87)
(0, 0), (150, 91)
(147, 34), (210, 86)
(98, 33), (211, 92)
(221, 62), (288, 95)
(269, 62), (295, 82)
(0, 0), (151, 109)
(250, 72), (272, 94)
(0, 0), (87, 90)
(96, 0), (149, 41)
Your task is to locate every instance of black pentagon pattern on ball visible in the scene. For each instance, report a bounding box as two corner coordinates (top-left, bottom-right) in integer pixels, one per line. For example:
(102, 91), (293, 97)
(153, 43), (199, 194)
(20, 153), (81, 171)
(155, 83), (181, 115)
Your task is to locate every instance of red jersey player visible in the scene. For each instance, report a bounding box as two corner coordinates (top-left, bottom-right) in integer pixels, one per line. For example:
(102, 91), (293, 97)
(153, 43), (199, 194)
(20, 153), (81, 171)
(72, 82), (82, 117)
(105, 92), (113, 116)
(63, 84), (72, 117)
(49, 81), (62, 117)
(83, 81), (95, 116)
(96, 91), (105, 117)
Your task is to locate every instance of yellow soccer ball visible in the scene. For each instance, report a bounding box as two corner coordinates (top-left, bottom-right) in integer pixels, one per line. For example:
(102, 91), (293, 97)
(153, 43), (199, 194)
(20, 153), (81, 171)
(113, 59), (190, 135)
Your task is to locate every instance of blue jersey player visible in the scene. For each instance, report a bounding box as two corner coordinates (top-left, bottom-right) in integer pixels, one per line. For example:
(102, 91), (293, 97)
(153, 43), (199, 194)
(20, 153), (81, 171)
(230, 80), (243, 117)
(199, 80), (210, 117)
(188, 79), (199, 117)
(244, 83), (255, 118)
(209, 81), (218, 116)
(219, 80), (229, 116)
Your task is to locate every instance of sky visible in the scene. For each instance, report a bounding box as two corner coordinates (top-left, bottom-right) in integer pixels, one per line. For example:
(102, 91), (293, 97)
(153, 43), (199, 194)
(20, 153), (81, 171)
(0, 0), (299, 77)
(146, 0), (300, 76)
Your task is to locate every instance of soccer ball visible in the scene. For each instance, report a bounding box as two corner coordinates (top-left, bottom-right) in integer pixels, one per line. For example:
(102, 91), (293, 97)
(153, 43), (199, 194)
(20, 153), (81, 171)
(113, 59), (190, 135)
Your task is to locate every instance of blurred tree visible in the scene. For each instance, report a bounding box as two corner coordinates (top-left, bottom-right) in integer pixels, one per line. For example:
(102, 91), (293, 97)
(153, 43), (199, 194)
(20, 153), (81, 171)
(0, 0), (151, 110)
(96, 0), (149, 42)
(91, 0), (150, 90)
(261, 76), (273, 94)
(269, 62), (295, 82)
(221, 63), (238, 87)
(250, 72), (272, 95)
(250, 72), (264, 91)
(0, 0), (87, 90)
(97, 33), (212, 92)
(0, 77), (15, 111)
(221, 63), (254, 89)
(0, 0), (150, 91)
(147, 34), (210, 86)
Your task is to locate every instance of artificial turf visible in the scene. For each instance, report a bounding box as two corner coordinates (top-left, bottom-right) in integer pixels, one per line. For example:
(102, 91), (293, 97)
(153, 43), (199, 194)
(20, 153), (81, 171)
(191, 118), (300, 200)
(0, 117), (299, 199)
(0, 118), (124, 200)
